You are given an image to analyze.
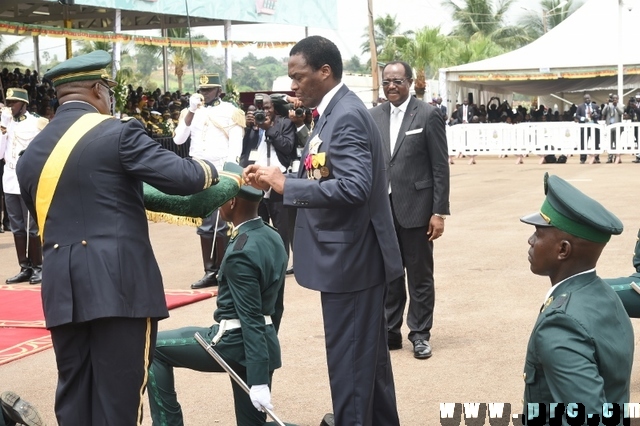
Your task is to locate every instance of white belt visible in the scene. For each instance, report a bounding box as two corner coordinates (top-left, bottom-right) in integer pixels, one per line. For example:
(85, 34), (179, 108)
(211, 315), (273, 345)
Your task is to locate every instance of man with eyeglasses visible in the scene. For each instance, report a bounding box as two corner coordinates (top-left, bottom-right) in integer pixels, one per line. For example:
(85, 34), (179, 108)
(174, 73), (245, 289)
(0, 87), (48, 286)
(16, 50), (219, 425)
(370, 61), (450, 360)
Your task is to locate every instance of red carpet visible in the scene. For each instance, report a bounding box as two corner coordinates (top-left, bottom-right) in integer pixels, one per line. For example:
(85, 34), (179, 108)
(0, 285), (217, 365)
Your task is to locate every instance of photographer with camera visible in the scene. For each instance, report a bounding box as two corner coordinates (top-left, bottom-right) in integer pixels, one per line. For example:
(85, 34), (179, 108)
(252, 94), (296, 259)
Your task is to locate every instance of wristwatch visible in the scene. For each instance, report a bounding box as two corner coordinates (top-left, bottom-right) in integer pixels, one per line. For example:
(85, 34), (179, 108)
(433, 213), (447, 220)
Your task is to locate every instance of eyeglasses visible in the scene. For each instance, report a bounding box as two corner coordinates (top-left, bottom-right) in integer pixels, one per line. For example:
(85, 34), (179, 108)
(381, 78), (408, 87)
(96, 81), (115, 97)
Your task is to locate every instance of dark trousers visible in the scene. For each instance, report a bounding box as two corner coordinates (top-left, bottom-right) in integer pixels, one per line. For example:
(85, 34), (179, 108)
(50, 317), (157, 426)
(147, 326), (269, 426)
(386, 207), (435, 343)
(265, 195), (290, 257)
(321, 283), (400, 426)
(579, 127), (601, 162)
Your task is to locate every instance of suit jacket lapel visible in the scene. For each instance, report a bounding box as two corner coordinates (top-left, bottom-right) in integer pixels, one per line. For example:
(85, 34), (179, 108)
(391, 97), (418, 160)
(379, 102), (392, 161)
(297, 85), (348, 178)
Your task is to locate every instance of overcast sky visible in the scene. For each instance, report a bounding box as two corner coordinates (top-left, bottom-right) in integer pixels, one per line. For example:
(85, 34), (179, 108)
(1, 0), (548, 68)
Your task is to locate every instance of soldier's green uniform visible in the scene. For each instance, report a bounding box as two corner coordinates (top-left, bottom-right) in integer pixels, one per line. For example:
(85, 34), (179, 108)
(520, 174), (634, 425)
(147, 167), (292, 426)
(605, 228), (640, 317)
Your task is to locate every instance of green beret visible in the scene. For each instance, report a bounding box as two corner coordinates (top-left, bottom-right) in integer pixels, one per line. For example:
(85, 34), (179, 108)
(520, 173), (623, 243)
(223, 163), (263, 202)
(5, 88), (29, 104)
(199, 73), (221, 89)
(44, 50), (117, 88)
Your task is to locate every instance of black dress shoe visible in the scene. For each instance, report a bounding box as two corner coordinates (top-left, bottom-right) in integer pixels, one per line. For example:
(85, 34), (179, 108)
(285, 266), (294, 275)
(413, 339), (432, 359)
(320, 413), (335, 426)
(29, 266), (42, 285)
(6, 266), (32, 284)
(0, 391), (45, 426)
(190, 272), (217, 289)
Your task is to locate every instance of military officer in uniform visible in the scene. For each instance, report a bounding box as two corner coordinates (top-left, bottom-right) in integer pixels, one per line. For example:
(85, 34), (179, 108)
(604, 229), (640, 317)
(147, 163), (293, 426)
(16, 50), (219, 426)
(0, 87), (47, 284)
(174, 73), (245, 289)
(520, 173), (634, 424)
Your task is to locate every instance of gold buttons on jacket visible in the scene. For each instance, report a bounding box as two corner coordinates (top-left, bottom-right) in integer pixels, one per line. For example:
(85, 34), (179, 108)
(523, 372), (526, 381)
(81, 240), (87, 246)
(53, 244), (59, 249)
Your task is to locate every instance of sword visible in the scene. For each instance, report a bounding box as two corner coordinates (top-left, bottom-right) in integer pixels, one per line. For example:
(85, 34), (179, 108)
(194, 332), (286, 426)
(210, 209), (220, 259)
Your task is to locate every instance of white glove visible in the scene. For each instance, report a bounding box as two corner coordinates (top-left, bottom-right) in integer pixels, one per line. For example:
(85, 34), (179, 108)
(188, 94), (203, 113)
(0, 108), (12, 128)
(249, 384), (273, 412)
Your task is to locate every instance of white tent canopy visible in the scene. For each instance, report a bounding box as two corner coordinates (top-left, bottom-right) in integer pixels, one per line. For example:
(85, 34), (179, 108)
(439, 0), (640, 110)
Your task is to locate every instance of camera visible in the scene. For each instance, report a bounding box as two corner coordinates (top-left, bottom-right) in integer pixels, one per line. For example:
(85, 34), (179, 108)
(254, 95), (266, 124)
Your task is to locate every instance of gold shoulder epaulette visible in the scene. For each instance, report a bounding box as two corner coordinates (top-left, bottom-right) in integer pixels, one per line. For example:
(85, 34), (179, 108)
(36, 117), (49, 131)
(120, 116), (135, 122)
(232, 108), (246, 128)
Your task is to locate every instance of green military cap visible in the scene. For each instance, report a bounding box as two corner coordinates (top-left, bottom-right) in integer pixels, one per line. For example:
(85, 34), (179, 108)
(199, 73), (222, 89)
(223, 163), (263, 202)
(520, 173), (623, 243)
(44, 50), (117, 88)
(5, 88), (29, 104)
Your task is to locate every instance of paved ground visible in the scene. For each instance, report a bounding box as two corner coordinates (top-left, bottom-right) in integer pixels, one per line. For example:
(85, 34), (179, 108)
(2, 155), (640, 425)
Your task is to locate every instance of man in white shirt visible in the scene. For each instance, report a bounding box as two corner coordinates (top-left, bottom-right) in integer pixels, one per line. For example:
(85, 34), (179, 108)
(0, 88), (48, 285)
(174, 74), (245, 289)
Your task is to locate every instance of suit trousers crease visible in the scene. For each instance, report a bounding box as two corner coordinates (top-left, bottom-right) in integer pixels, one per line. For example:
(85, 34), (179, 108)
(50, 317), (158, 426)
(147, 326), (269, 426)
(321, 283), (400, 426)
(386, 205), (435, 343)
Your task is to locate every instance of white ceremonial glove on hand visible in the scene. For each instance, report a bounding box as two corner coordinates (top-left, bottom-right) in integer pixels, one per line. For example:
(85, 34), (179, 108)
(188, 94), (203, 113)
(0, 108), (12, 128)
(249, 384), (273, 412)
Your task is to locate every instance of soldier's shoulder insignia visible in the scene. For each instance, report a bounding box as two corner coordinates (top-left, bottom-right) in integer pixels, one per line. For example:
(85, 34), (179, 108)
(233, 233), (248, 251)
(550, 293), (568, 310)
(120, 116), (135, 122)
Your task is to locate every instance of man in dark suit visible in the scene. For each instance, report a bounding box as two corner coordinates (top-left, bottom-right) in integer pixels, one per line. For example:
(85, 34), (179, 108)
(456, 98), (474, 124)
(369, 61), (450, 359)
(147, 163), (292, 426)
(520, 173), (633, 424)
(244, 35), (403, 426)
(16, 51), (218, 425)
(435, 96), (447, 121)
(575, 93), (600, 164)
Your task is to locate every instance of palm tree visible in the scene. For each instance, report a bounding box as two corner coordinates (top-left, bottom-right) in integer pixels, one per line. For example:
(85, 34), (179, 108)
(0, 36), (25, 69)
(441, 0), (531, 50)
(136, 28), (205, 93)
(360, 14), (413, 56)
(448, 33), (505, 65)
(399, 27), (452, 99)
(519, 0), (584, 40)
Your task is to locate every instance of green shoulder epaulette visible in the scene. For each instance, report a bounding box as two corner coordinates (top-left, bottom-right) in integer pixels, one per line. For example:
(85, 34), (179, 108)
(233, 233), (248, 251)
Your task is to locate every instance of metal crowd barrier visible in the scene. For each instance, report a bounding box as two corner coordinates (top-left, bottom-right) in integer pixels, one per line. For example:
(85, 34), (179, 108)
(446, 122), (640, 156)
(153, 136), (191, 158)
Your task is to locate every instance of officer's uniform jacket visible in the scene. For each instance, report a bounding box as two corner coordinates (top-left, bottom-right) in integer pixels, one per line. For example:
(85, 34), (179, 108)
(16, 102), (216, 328)
(0, 111), (47, 194)
(523, 271), (634, 422)
(174, 100), (244, 169)
(213, 218), (287, 386)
